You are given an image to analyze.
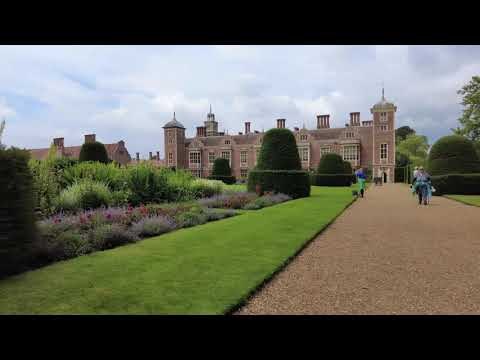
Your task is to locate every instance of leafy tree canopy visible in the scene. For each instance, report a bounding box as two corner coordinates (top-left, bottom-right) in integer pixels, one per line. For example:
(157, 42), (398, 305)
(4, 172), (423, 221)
(397, 134), (429, 167)
(395, 126), (415, 144)
(453, 76), (480, 142)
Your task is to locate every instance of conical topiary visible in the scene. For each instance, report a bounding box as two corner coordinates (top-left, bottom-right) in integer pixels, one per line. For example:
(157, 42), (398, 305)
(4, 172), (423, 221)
(79, 141), (109, 164)
(256, 128), (301, 170)
(427, 135), (480, 175)
(317, 153), (345, 174)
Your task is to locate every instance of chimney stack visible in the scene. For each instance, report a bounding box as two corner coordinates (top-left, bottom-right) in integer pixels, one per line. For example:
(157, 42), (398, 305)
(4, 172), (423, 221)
(84, 134), (96, 144)
(238, 132), (243, 135)
(136, 152), (140, 161)
(149, 152), (153, 160)
(157, 151), (160, 160)
(53, 137), (64, 148)
(245, 122), (251, 134)
(196, 126), (206, 137)
(294, 127), (299, 132)
(276, 119), (286, 129)
(350, 112), (360, 126)
(316, 115), (330, 129)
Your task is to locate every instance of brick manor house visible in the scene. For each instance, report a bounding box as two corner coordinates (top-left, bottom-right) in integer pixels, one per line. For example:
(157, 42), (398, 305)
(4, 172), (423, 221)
(164, 92), (397, 183)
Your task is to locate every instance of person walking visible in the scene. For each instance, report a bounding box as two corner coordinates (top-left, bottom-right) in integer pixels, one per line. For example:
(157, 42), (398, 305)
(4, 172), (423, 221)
(355, 167), (367, 198)
(411, 166), (431, 205)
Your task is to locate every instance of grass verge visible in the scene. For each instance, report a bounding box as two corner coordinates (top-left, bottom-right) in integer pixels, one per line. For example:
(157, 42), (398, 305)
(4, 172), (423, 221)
(0, 186), (355, 314)
(444, 194), (480, 207)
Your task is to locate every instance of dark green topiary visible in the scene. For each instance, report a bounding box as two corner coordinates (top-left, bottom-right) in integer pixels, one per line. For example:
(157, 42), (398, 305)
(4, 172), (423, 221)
(427, 135), (480, 175)
(0, 148), (38, 278)
(248, 129), (309, 198)
(342, 161), (353, 174)
(310, 174), (354, 187)
(79, 141), (109, 164)
(248, 170), (310, 199)
(317, 153), (345, 174)
(257, 128), (301, 170)
(208, 175), (236, 185)
(430, 174), (480, 195)
(212, 158), (231, 176)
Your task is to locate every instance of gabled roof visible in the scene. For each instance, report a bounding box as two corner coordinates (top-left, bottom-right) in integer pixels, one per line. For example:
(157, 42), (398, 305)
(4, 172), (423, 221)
(29, 143), (124, 161)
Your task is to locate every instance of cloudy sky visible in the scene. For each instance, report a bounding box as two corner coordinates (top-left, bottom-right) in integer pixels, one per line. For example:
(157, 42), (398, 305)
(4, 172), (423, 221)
(1, 45), (479, 158)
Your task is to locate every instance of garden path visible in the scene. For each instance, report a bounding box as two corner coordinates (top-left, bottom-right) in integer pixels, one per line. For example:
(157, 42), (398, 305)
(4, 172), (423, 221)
(236, 184), (480, 314)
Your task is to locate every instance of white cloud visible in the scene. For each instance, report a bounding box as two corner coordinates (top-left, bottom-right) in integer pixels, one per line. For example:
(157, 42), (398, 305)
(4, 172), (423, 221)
(0, 98), (16, 118)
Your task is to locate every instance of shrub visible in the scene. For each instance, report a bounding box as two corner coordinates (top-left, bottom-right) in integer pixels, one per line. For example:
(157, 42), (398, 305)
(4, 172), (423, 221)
(125, 163), (169, 205)
(257, 128), (301, 170)
(243, 193), (291, 210)
(33, 229), (90, 264)
(427, 135), (480, 175)
(212, 158), (232, 176)
(317, 153), (345, 174)
(248, 170), (310, 198)
(430, 174), (480, 195)
(208, 175), (236, 185)
(189, 178), (224, 198)
(343, 161), (353, 174)
(79, 141), (110, 164)
(0, 148), (38, 278)
(89, 224), (139, 250)
(61, 161), (127, 191)
(111, 190), (132, 207)
(198, 192), (258, 209)
(203, 208), (238, 221)
(175, 210), (208, 228)
(130, 216), (177, 238)
(310, 173), (353, 186)
(29, 158), (61, 217)
(55, 180), (112, 212)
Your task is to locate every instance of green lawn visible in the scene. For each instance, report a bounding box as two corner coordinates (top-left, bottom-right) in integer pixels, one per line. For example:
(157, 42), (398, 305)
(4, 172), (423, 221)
(444, 195), (480, 207)
(223, 183), (247, 192)
(0, 186), (355, 314)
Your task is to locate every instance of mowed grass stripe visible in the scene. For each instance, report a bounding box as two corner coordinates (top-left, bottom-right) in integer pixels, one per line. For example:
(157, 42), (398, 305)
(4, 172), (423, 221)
(0, 186), (354, 314)
(444, 194), (480, 207)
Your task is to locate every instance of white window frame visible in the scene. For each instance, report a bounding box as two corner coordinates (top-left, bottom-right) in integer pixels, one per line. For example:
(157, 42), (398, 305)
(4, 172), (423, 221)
(221, 150), (231, 166)
(343, 145), (358, 161)
(240, 168), (248, 178)
(189, 151), (201, 167)
(300, 134), (308, 141)
(224, 140), (231, 145)
(168, 152), (173, 165)
(380, 143), (388, 160)
(208, 152), (215, 165)
(345, 131), (354, 139)
(381, 125), (388, 132)
(240, 151), (248, 167)
(320, 147), (331, 156)
(380, 112), (388, 122)
(298, 147), (309, 162)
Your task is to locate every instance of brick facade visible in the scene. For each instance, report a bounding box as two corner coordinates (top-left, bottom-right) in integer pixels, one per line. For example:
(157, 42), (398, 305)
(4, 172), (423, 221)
(164, 94), (397, 182)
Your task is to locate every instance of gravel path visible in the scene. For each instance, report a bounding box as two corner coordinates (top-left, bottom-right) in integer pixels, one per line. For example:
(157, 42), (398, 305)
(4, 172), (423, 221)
(236, 184), (480, 314)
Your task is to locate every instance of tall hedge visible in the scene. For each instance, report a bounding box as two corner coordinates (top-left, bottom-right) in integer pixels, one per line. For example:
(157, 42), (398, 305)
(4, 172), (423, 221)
(248, 128), (309, 198)
(427, 135), (480, 175)
(0, 148), (38, 278)
(343, 161), (353, 174)
(212, 158), (231, 176)
(257, 128), (301, 170)
(431, 174), (480, 195)
(79, 141), (110, 164)
(317, 153), (345, 174)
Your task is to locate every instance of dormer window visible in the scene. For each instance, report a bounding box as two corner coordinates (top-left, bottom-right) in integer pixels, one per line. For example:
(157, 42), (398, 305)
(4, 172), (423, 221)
(380, 112), (388, 122)
(300, 134), (308, 141)
(345, 131), (354, 138)
(225, 140), (230, 145)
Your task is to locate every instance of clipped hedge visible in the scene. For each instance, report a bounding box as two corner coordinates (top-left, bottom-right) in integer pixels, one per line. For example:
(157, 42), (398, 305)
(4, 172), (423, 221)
(256, 128), (302, 170)
(343, 161), (353, 175)
(0, 148), (38, 278)
(317, 153), (345, 174)
(247, 170), (310, 199)
(212, 158), (232, 176)
(427, 135), (480, 175)
(79, 141), (110, 164)
(311, 173), (354, 187)
(208, 175), (236, 185)
(431, 174), (480, 196)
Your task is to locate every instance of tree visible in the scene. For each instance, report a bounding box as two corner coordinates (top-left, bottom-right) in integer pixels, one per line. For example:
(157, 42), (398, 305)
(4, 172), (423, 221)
(211, 158), (231, 176)
(79, 141), (109, 163)
(395, 126), (415, 144)
(396, 134), (429, 166)
(453, 76), (480, 142)
(427, 135), (480, 175)
(0, 119), (5, 150)
(317, 153), (345, 174)
(256, 128), (301, 170)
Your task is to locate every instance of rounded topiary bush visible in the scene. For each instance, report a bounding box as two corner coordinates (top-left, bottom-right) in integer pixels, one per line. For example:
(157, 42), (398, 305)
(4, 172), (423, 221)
(248, 128), (309, 198)
(256, 128), (301, 170)
(427, 135), (480, 175)
(79, 141), (109, 164)
(343, 161), (353, 174)
(0, 148), (38, 278)
(317, 153), (345, 174)
(209, 158), (236, 184)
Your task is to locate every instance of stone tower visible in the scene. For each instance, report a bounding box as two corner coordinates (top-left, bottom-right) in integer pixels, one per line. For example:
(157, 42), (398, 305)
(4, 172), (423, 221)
(370, 88), (397, 183)
(204, 105), (218, 137)
(163, 112), (186, 169)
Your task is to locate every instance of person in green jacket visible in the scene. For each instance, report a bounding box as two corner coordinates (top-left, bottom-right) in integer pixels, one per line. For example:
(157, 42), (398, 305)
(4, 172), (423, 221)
(355, 167), (367, 198)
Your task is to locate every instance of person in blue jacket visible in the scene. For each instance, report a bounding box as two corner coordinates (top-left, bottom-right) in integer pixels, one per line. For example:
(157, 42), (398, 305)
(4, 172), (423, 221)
(355, 167), (367, 198)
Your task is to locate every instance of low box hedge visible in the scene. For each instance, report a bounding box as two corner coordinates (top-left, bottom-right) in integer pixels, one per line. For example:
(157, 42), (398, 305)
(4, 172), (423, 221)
(310, 173), (354, 187)
(431, 173), (480, 196)
(247, 170), (310, 199)
(208, 175), (236, 185)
